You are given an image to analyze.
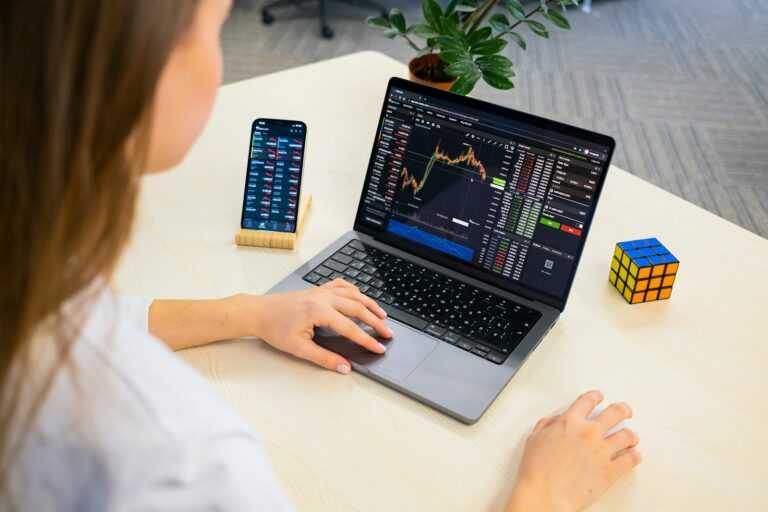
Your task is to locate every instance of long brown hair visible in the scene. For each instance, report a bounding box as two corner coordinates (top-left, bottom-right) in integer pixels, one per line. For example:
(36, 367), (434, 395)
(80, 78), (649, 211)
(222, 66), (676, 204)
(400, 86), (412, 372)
(0, 0), (201, 491)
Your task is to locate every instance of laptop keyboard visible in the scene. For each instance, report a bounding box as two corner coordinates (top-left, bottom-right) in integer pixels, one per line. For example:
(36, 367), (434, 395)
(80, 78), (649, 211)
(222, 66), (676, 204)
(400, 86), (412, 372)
(302, 240), (542, 365)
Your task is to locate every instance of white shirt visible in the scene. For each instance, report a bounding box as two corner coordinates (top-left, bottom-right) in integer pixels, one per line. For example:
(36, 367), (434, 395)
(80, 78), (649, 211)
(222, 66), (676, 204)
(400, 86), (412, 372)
(8, 286), (293, 511)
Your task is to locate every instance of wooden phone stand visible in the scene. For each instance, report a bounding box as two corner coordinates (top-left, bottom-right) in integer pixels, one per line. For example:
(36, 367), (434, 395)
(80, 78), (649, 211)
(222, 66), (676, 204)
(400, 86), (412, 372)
(235, 194), (312, 250)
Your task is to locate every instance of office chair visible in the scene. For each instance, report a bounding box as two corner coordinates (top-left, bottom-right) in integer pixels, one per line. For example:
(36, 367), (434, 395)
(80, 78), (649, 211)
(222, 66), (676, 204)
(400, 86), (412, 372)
(261, 0), (388, 39)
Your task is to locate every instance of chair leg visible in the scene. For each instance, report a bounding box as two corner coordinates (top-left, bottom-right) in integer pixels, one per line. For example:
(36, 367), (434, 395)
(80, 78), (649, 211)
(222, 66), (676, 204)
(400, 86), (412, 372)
(319, 0), (334, 38)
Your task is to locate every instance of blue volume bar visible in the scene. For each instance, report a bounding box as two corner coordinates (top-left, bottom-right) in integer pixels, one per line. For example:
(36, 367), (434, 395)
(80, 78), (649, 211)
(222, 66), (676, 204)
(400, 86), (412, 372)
(387, 219), (474, 262)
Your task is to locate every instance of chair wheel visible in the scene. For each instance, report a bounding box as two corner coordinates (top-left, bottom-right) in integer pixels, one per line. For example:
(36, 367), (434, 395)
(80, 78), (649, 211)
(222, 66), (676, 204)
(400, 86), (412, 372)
(261, 9), (274, 24)
(321, 25), (334, 39)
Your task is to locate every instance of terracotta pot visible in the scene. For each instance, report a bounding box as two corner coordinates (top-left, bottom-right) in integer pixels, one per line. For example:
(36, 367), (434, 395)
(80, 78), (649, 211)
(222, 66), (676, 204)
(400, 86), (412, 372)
(408, 54), (455, 91)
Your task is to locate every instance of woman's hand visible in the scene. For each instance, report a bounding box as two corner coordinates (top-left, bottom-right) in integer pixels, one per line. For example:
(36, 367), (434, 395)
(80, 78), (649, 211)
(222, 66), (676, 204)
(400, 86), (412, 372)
(506, 390), (641, 512)
(248, 278), (392, 374)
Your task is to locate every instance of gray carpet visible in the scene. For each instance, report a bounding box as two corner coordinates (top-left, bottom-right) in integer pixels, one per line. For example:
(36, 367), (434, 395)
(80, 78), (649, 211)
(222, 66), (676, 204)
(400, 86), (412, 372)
(222, 0), (768, 239)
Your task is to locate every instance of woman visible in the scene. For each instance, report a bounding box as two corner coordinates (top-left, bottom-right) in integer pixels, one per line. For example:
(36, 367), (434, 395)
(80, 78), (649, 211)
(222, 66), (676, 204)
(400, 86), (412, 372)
(0, 0), (641, 510)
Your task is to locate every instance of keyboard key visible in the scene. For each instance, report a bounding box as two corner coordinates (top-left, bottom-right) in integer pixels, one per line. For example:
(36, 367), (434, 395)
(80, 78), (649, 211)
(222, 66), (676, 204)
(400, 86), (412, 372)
(486, 351), (507, 364)
(344, 268), (360, 278)
(425, 324), (445, 338)
(357, 273), (372, 283)
(370, 279), (384, 289)
(332, 253), (353, 264)
(457, 339), (473, 351)
(340, 246), (355, 256)
(348, 240), (365, 250)
(304, 272), (321, 284)
(471, 346), (488, 357)
(325, 260), (347, 273)
(315, 266), (333, 277)
(350, 260), (365, 270)
(380, 303), (428, 330)
(317, 277), (330, 286)
(442, 331), (462, 345)
(330, 272), (344, 280)
(474, 343), (491, 353)
(353, 250), (367, 260)
(366, 289), (383, 299)
(358, 284), (370, 293)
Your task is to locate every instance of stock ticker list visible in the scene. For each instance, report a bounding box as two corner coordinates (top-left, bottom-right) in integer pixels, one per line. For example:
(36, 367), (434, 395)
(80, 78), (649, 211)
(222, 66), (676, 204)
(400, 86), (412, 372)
(242, 122), (304, 233)
(361, 87), (608, 297)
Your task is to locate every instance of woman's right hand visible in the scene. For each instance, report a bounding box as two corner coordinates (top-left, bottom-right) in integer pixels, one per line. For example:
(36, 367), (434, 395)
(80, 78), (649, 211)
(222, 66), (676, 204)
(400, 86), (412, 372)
(247, 278), (392, 374)
(506, 390), (641, 512)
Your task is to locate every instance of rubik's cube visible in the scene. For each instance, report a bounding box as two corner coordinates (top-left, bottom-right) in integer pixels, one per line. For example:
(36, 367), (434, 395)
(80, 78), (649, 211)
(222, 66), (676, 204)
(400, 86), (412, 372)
(610, 238), (679, 304)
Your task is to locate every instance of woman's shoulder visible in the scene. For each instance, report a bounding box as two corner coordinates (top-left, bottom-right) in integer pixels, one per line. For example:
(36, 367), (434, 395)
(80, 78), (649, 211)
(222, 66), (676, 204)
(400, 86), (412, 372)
(12, 287), (291, 511)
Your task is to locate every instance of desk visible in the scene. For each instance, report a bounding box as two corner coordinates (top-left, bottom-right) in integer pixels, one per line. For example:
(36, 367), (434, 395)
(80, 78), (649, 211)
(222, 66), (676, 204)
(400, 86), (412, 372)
(114, 52), (768, 511)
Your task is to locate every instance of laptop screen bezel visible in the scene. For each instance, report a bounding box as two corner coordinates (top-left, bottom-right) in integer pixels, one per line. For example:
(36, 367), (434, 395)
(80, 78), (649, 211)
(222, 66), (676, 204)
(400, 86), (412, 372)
(353, 77), (615, 312)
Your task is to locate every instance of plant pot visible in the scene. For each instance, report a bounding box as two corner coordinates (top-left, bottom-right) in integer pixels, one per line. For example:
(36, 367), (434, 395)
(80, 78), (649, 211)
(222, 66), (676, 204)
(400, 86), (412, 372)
(408, 54), (455, 91)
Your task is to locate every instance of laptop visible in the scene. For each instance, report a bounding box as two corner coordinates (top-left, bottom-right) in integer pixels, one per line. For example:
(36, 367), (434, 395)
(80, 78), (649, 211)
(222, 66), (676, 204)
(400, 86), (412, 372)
(267, 77), (615, 424)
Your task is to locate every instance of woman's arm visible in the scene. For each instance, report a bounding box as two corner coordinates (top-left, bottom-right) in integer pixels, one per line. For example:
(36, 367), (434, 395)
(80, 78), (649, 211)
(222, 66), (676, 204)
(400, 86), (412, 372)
(148, 279), (392, 374)
(148, 295), (253, 351)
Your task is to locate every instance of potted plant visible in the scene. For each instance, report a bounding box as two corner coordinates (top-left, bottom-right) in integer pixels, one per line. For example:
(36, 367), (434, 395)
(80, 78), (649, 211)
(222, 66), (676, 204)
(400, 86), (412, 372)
(367, 0), (577, 95)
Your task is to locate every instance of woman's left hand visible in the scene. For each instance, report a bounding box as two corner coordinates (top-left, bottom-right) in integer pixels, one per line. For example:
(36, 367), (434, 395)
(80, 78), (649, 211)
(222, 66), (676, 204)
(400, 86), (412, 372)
(241, 278), (392, 374)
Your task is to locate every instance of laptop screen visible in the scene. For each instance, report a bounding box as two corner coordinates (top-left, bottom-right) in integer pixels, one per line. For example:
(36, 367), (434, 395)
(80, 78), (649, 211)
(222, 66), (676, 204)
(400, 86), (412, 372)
(355, 78), (614, 309)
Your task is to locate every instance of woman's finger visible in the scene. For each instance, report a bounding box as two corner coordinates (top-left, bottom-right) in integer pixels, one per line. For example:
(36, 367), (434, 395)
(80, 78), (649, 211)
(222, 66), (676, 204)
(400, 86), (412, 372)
(532, 415), (555, 434)
(594, 402), (633, 434)
(321, 277), (356, 290)
(320, 307), (386, 354)
(606, 428), (639, 455)
(610, 447), (642, 478)
(564, 390), (604, 419)
(296, 340), (352, 375)
(332, 297), (392, 340)
(332, 286), (387, 320)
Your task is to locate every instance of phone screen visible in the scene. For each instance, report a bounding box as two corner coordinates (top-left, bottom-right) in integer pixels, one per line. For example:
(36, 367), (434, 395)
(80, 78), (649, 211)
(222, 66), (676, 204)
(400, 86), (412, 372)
(241, 118), (306, 233)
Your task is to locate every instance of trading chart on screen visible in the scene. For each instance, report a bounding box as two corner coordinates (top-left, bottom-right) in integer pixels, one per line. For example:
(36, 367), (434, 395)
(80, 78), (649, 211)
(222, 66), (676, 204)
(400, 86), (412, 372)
(359, 85), (610, 298)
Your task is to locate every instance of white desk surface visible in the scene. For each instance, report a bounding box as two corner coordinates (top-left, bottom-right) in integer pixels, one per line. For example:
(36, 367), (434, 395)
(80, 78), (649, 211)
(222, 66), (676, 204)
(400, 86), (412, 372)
(114, 51), (768, 511)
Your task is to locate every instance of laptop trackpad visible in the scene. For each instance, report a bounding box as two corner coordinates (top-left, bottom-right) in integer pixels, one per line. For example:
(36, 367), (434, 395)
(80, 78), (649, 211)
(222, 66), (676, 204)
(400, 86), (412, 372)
(314, 322), (437, 382)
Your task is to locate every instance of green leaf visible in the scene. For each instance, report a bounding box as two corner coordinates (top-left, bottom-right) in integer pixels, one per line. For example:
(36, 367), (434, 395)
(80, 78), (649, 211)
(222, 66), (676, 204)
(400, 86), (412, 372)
(445, 0), (460, 17)
(366, 16), (391, 29)
(544, 8), (570, 29)
(470, 37), (507, 55)
(489, 13), (510, 33)
(422, 0), (444, 34)
(383, 28), (400, 39)
(454, 4), (477, 12)
(409, 23), (438, 38)
(505, 0), (526, 20)
(507, 30), (527, 50)
(475, 54), (514, 75)
(443, 15), (465, 39)
(440, 48), (471, 64)
(539, 0), (549, 14)
(450, 68), (482, 95)
(525, 19), (549, 38)
(445, 57), (479, 77)
(467, 26), (492, 46)
(483, 69), (515, 89)
(434, 35), (465, 51)
(389, 8), (406, 33)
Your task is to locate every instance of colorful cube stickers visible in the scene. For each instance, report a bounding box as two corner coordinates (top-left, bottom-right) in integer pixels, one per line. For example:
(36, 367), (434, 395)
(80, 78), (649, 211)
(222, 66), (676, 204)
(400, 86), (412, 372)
(609, 238), (679, 304)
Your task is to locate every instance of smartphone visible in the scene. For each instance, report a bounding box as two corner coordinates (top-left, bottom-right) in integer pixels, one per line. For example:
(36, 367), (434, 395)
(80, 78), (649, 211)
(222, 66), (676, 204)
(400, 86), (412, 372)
(241, 118), (307, 233)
